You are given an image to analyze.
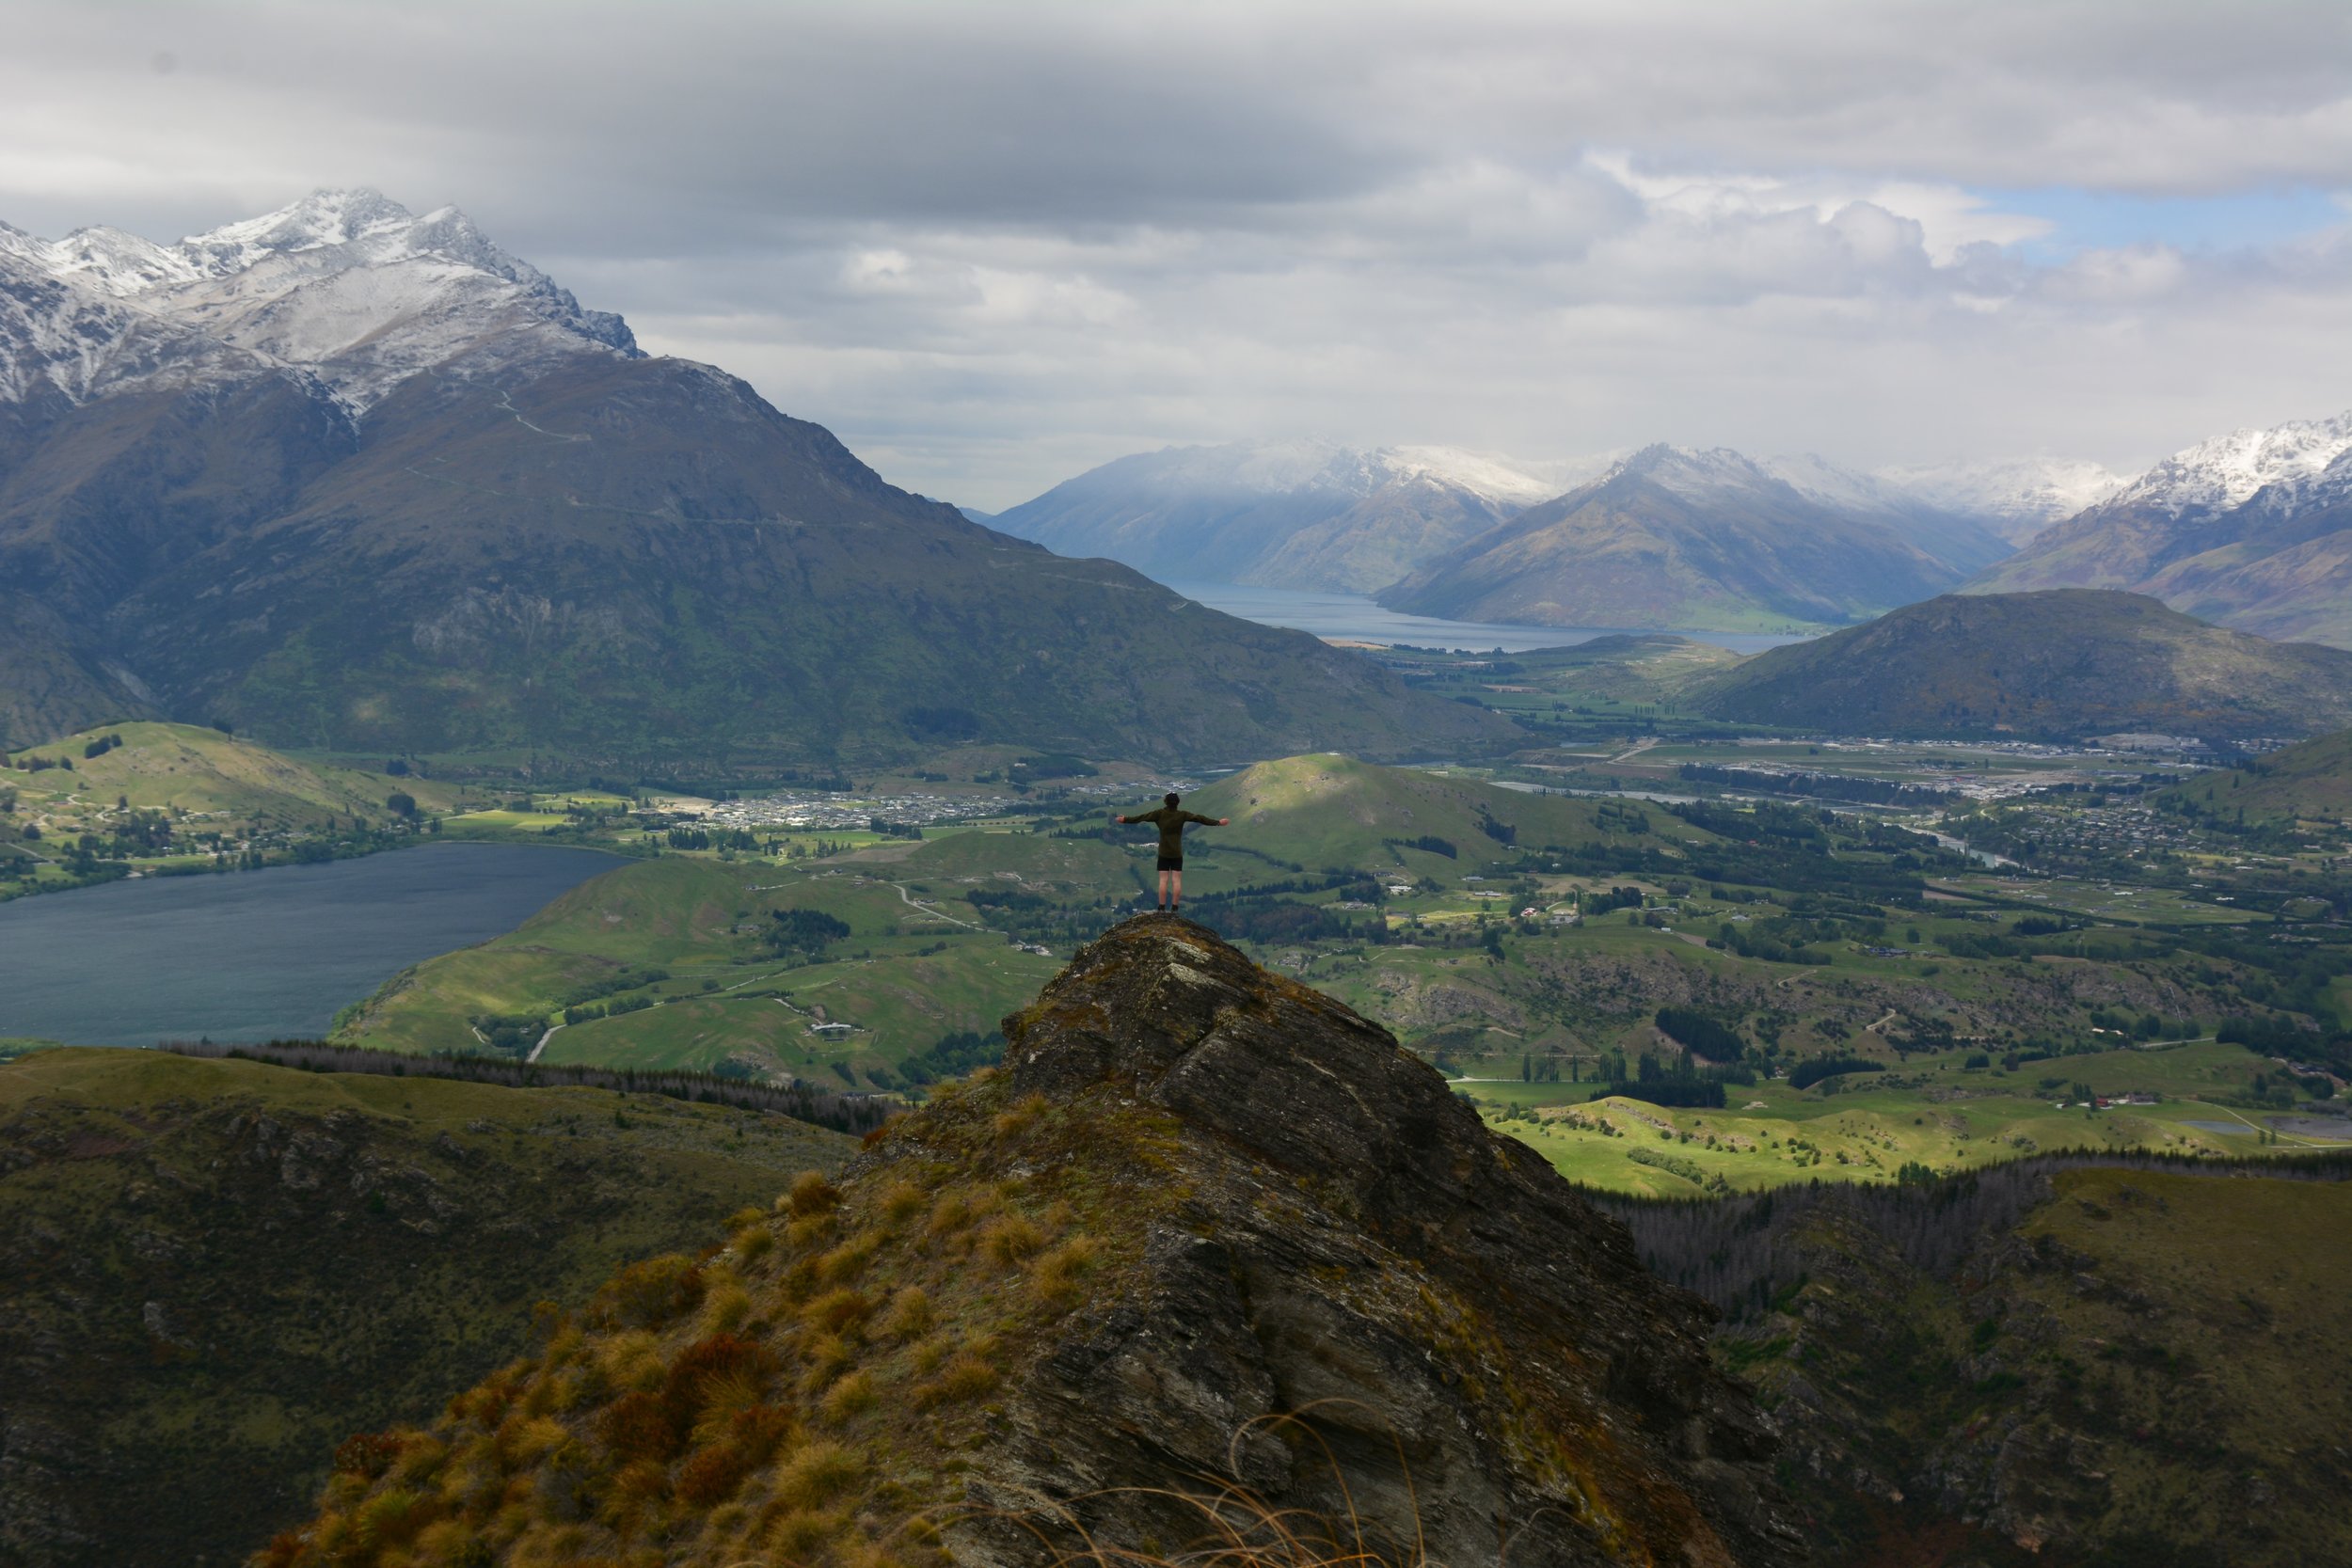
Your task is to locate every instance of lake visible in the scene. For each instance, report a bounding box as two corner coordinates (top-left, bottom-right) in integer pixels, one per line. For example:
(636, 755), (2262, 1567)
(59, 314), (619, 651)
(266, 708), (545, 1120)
(1167, 580), (1812, 655)
(0, 843), (622, 1046)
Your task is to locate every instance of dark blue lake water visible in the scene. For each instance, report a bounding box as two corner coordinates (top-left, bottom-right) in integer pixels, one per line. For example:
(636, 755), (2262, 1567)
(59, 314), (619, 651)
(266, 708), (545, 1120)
(1167, 580), (1813, 655)
(0, 843), (621, 1046)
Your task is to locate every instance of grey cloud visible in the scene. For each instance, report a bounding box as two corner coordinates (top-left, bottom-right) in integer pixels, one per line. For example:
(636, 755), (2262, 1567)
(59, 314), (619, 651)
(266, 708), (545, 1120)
(3, 1), (2350, 507)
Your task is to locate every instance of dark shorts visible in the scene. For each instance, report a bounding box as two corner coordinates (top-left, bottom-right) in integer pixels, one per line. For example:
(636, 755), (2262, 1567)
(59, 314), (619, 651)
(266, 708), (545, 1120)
(1157, 855), (1184, 872)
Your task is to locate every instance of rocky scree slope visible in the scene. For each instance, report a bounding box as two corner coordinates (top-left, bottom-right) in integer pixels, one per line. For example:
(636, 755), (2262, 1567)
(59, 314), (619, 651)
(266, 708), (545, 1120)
(271, 918), (1800, 1568)
(0, 194), (1502, 765)
(1687, 590), (2352, 742)
(0, 1048), (850, 1568)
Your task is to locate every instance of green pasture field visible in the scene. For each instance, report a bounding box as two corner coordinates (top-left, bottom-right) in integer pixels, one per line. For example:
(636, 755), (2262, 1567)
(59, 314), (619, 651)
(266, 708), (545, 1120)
(1470, 1035), (2349, 1196)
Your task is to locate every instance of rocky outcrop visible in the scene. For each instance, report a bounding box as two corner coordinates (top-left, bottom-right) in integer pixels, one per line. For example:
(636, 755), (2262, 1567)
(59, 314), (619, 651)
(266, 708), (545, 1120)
(263, 916), (1800, 1568)
(967, 916), (1799, 1567)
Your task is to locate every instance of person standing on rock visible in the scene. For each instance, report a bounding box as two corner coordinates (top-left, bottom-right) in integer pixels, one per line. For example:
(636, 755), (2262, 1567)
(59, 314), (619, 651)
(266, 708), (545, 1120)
(1114, 792), (1227, 914)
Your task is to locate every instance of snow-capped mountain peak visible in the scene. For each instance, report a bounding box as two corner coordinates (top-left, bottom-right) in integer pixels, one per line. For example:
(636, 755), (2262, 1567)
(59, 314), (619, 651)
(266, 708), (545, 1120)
(0, 189), (639, 412)
(1872, 457), (2125, 544)
(1608, 443), (1779, 499)
(2112, 409), (2352, 517)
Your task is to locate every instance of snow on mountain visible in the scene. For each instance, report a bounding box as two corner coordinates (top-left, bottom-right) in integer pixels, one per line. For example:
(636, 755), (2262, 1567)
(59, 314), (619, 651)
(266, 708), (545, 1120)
(993, 438), (1575, 592)
(1765, 451), (1932, 519)
(0, 230), (261, 404)
(0, 189), (636, 412)
(2108, 410), (2352, 517)
(1062, 438), (1565, 508)
(1874, 457), (2125, 544)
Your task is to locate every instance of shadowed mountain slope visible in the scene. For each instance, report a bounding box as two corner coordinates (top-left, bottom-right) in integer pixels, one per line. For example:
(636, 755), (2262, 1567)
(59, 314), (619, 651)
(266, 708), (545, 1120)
(0, 1048), (853, 1568)
(1686, 591), (2352, 741)
(265, 918), (1800, 1568)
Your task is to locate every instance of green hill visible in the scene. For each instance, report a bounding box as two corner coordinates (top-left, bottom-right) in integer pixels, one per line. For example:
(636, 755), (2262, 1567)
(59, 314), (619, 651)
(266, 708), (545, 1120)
(0, 1047), (851, 1568)
(1687, 590), (2352, 741)
(1184, 752), (1714, 871)
(3, 721), (469, 832)
(2166, 729), (2352, 825)
(341, 854), (1063, 1084)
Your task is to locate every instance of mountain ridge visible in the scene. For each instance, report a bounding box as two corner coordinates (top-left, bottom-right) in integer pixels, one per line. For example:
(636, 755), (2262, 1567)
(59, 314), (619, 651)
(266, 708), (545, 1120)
(261, 916), (1802, 1568)
(1381, 443), (1973, 631)
(1968, 408), (2352, 648)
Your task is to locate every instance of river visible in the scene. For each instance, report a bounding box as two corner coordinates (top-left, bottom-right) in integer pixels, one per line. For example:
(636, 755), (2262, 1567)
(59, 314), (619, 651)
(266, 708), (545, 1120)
(0, 843), (622, 1047)
(1167, 580), (1811, 655)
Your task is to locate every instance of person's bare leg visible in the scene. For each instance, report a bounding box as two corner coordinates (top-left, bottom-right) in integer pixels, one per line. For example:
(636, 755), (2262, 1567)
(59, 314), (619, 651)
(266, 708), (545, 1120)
(1170, 869), (1182, 912)
(1157, 869), (1173, 911)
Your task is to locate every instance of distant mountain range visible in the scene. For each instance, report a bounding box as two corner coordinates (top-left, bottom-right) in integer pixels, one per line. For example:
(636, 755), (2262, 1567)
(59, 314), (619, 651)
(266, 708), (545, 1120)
(0, 191), (1503, 766)
(1380, 445), (1988, 632)
(987, 439), (1589, 594)
(989, 439), (2058, 624)
(1967, 409), (2352, 648)
(1685, 590), (2352, 742)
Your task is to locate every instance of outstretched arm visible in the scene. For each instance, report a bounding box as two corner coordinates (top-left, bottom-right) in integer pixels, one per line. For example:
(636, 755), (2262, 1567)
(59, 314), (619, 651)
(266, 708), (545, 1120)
(1183, 811), (1225, 828)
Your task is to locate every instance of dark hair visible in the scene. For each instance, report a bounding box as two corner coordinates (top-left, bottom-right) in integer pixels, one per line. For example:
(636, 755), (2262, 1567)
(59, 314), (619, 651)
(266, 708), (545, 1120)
(1164, 792), (1180, 808)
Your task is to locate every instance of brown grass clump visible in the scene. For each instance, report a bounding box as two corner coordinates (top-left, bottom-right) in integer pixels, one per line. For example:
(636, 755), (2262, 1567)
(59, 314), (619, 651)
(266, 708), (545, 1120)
(767, 1504), (851, 1560)
(699, 1279), (754, 1336)
(978, 1213), (1047, 1268)
(787, 1170), (843, 1216)
(733, 1222), (776, 1264)
(593, 1254), (705, 1330)
(993, 1091), (1052, 1139)
(926, 1183), (1002, 1240)
(819, 1370), (880, 1425)
(878, 1285), (932, 1340)
(772, 1439), (866, 1511)
(797, 1333), (858, 1397)
(818, 1233), (880, 1284)
(1030, 1236), (1104, 1305)
(592, 1330), (666, 1394)
(879, 1178), (928, 1227)
(801, 1287), (873, 1336)
(914, 1352), (1000, 1409)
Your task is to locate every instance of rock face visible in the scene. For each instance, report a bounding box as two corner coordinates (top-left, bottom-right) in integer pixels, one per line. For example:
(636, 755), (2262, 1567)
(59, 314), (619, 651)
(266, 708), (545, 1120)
(262, 918), (1800, 1568)
(971, 917), (1800, 1567)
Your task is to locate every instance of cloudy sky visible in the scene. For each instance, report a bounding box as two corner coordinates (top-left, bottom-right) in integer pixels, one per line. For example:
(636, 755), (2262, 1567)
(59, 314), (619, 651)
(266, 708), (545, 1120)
(5, 0), (2350, 506)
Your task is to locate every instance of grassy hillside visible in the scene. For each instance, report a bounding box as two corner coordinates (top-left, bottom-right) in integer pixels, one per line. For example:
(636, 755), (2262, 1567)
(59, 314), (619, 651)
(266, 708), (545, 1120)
(342, 854), (1064, 1085)
(1688, 590), (2352, 740)
(1707, 1163), (2352, 1565)
(2166, 728), (2352, 825)
(0, 721), (475, 895)
(1184, 752), (1716, 868)
(0, 1047), (851, 1568)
